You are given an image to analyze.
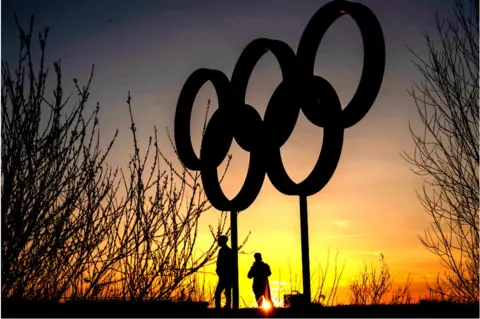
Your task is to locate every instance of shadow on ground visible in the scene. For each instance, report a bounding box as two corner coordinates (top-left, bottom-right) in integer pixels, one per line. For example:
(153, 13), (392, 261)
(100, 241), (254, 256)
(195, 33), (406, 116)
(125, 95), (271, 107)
(2, 300), (479, 318)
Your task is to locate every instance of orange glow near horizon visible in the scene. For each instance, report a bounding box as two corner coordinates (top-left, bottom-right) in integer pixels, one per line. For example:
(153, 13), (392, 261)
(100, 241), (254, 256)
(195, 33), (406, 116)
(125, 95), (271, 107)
(190, 167), (444, 307)
(113, 76), (448, 308)
(182, 101), (445, 306)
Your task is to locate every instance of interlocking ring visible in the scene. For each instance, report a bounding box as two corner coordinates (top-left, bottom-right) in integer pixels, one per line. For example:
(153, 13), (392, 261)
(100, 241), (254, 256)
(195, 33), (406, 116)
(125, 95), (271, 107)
(174, 0), (385, 212)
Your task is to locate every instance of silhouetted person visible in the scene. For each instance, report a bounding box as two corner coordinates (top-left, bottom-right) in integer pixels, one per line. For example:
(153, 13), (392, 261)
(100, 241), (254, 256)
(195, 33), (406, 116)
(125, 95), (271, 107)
(215, 235), (232, 309)
(247, 253), (272, 307)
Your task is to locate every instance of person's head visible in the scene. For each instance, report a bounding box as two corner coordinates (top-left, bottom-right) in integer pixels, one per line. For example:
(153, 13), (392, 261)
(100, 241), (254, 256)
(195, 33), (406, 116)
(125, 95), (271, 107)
(254, 252), (262, 262)
(218, 235), (228, 247)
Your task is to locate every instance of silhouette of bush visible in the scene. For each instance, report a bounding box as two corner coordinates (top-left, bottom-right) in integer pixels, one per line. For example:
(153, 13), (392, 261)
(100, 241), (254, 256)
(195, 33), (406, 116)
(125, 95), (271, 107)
(270, 250), (345, 307)
(2, 16), (121, 301)
(403, 0), (478, 302)
(349, 255), (413, 305)
(1, 16), (232, 302)
(311, 250), (345, 306)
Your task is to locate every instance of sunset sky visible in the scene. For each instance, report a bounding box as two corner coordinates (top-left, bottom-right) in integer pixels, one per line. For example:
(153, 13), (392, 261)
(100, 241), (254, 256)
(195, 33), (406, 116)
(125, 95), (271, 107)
(3, 0), (457, 306)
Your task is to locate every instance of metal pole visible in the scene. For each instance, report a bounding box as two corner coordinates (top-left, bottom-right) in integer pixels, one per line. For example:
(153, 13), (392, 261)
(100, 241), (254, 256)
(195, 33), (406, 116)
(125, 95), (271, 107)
(230, 211), (239, 309)
(299, 195), (311, 304)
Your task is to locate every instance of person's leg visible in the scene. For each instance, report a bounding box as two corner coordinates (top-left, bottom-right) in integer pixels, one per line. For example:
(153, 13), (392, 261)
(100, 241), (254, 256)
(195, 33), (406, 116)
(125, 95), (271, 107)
(215, 280), (224, 309)
(254, 290), (263, 307)
(224, 285), (232, 309)
(266, 283), (273, 307)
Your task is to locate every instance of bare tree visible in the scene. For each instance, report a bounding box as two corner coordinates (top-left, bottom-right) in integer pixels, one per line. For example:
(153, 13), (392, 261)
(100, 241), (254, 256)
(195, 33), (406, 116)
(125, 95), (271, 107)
(1, 16), (122, 301)
(109, 96), (232, 301)
(349, 256), (413, 305)
(2, 17), (239, 303)
(69, 98), (233, 301)
(311, 250), (346, 306)
(403, 0), (479, 303)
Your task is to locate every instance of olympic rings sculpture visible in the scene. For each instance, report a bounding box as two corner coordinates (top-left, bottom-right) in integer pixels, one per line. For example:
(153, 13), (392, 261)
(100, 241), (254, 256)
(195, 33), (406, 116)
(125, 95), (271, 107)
(174, 0), (385, 212)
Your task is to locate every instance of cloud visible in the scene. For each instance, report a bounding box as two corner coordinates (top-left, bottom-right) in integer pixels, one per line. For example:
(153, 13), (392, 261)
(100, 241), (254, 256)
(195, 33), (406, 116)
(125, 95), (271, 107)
(331, 220), (353, 228)
(323, 233), (368, 240)
(353, 250), (385, 258)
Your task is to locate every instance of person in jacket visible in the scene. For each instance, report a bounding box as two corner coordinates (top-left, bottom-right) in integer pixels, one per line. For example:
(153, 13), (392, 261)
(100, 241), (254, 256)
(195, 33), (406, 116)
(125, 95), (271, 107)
(215, 235), (232, 309)
(247, 252), (273, 307)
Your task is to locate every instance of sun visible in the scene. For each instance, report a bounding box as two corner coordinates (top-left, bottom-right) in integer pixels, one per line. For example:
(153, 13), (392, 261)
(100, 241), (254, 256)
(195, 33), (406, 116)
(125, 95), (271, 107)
(261, 300), (272, 312)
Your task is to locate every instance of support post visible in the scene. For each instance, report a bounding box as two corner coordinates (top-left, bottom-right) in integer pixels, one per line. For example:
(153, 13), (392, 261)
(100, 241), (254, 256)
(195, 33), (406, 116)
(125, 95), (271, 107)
(231, 211), (239, 309)
(299, 195), (311, 304)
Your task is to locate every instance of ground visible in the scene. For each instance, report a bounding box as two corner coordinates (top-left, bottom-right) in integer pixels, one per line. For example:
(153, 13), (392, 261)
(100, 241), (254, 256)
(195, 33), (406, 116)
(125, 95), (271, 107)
(2, 300), (479, 318)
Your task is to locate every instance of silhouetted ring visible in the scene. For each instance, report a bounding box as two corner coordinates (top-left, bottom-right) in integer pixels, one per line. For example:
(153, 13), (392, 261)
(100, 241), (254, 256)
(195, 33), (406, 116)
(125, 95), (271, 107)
(199, 38), (300, 211)
(200, 148), (266, 212)
(174, 0), (385, 212)
(230, 38), (301, 150)
(174, 68), (232, 171)
(265, 76), (344, 196)
(297, 0), (386, 129)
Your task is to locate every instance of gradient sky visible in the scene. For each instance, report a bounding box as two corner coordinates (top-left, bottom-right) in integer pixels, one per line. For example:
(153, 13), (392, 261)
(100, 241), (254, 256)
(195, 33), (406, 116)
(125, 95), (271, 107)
(3, 0), (457, 306)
